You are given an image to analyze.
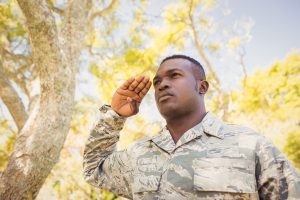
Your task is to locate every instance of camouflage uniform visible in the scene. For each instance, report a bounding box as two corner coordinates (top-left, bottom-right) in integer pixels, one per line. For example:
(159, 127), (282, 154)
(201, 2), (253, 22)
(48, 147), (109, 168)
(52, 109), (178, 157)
(83, 105), (300, 200)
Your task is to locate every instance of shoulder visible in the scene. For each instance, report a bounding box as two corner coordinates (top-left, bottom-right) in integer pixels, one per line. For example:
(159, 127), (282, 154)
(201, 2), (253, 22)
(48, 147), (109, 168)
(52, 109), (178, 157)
(219, 123), (266, 150)
(127, 135), (153, 152)
(220, 123), (261, 137)
(222, 123), (288, 159)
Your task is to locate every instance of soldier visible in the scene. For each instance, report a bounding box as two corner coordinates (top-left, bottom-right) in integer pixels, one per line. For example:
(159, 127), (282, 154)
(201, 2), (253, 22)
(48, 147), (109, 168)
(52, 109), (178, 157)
(83, 55), (300, 199)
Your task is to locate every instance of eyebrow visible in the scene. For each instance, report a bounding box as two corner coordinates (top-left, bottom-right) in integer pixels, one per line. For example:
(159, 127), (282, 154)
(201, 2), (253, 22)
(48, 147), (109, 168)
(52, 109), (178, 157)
(153, 68), (184, 82)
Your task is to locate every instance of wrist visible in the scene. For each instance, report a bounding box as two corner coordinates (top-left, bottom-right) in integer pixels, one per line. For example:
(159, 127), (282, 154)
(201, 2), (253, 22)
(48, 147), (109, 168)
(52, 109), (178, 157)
(99, 104), (126, 118)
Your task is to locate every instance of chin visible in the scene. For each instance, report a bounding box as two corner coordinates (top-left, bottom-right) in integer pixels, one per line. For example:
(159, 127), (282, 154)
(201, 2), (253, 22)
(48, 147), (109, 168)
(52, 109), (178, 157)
(159, 105), (180, 119)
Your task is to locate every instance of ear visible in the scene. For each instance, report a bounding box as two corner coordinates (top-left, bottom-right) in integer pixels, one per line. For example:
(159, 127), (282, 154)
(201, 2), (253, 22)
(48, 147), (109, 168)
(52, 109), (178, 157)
(197, 80), (209, 94)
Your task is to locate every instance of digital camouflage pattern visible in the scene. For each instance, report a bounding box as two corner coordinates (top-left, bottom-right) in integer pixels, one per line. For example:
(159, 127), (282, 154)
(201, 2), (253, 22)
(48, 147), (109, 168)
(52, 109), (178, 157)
(83, 105), (300, 199)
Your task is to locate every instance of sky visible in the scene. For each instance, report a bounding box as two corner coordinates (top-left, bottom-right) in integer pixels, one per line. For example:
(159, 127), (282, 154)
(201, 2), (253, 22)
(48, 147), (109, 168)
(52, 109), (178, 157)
(211, 0), (300, 89)
(226, 0), (300, 70)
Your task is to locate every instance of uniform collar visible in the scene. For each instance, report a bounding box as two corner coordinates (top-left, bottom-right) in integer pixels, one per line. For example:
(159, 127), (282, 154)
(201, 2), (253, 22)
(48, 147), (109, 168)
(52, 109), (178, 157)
(201, 112), (224, 139)
(151, 112), (224, 154)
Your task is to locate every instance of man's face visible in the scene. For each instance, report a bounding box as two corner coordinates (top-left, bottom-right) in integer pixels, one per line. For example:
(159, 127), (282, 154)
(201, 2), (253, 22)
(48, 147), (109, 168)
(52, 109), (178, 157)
(153, 58), (201, 119)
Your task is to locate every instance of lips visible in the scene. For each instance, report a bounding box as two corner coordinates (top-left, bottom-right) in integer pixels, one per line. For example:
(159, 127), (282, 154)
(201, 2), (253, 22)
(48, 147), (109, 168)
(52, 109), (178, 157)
(158, 92), (174, 103)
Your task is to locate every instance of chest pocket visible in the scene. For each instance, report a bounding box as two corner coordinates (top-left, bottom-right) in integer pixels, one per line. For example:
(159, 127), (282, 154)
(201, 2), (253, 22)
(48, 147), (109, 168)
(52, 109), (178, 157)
(132, 157), (162, 193)
(192, 157), (256, 194)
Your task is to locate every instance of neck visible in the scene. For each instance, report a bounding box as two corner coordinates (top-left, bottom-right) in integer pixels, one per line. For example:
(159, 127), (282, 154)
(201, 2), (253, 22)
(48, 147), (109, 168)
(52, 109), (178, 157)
(166, 106), (206, 144)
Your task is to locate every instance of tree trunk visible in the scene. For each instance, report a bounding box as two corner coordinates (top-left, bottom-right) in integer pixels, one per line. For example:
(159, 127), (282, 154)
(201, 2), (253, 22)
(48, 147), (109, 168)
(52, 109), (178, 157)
(0, 0), (90, 199)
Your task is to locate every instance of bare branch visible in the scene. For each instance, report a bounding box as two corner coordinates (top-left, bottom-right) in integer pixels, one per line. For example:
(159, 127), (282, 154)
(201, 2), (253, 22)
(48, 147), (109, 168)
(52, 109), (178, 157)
(0, 63), (28, 131)
(187, 0), (221, 91)
(2, 48), (28, 61)
(1, 47), (35, 100)
(187, 0), (230, 119)
(89, 0), (118, 23)
(3, 67), (31, 99)
(238, 47), (247, 88)
(47, 0), (64, 15)
(61, 0), (92, 67)
(28, 94), (39, 114)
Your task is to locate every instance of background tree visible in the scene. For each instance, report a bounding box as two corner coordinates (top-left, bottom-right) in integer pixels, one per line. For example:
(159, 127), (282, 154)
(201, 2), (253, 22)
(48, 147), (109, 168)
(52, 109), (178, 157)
(229, 52), (300, 166)
(284, 132), (300, 169)
(0, 0), (118, 198)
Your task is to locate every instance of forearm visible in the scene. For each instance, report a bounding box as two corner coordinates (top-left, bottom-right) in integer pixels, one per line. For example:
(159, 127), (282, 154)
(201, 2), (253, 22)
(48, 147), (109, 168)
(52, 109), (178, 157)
(83, 105), (126, 187)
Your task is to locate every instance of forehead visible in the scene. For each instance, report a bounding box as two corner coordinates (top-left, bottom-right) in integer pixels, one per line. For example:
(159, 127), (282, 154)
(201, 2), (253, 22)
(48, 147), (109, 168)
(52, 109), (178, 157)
(156, 58), (193, 75)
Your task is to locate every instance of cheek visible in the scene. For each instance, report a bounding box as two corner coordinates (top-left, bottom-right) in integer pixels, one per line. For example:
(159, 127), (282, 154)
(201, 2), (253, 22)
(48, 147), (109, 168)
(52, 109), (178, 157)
(177, 85), (199, 102)
(178, 80), (197, 93)
(154, 90), (158, 101)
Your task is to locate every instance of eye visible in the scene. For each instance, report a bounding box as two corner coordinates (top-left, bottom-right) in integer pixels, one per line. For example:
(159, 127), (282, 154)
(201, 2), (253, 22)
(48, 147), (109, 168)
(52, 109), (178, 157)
(171, 73), (180, 78)
(153, 80), (160, 86)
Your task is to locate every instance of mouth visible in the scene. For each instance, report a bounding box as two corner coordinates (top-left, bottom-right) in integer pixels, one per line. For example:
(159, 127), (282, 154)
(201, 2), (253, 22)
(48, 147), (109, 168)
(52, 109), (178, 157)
(158, 94), (173, 103)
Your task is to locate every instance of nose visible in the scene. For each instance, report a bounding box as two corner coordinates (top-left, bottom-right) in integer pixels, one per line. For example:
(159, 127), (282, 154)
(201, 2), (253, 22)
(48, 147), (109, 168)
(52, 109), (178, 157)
(158, 79), (170, 91)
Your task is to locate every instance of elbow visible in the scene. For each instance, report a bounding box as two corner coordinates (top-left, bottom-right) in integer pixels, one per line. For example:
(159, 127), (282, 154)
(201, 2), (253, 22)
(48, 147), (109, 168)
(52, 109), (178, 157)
(83, 169), (101, 187)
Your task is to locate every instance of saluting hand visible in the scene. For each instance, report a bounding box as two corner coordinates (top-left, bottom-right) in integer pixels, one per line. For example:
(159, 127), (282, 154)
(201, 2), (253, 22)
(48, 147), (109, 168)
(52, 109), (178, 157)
(111, 76), (151, 117)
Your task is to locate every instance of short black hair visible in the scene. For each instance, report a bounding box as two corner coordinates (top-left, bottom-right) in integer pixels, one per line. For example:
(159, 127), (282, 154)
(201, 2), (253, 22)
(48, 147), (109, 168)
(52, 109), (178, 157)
(160, 54), (206, 80)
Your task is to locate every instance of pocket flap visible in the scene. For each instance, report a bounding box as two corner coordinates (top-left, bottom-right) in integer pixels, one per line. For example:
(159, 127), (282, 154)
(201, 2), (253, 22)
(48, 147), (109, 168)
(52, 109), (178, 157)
(193, 158), (256, 193)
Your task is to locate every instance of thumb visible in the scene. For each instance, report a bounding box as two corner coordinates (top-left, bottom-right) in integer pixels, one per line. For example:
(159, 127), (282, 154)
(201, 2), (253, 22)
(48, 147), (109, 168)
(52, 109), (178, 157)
(128, 98), (140, 114)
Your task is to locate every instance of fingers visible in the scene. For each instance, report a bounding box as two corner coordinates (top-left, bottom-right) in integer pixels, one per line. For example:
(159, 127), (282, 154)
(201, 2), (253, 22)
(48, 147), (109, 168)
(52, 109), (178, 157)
(120, 77), (135, 90)
(116, 89), (142, 102)
(120, 75), (151, 93)
(138, 80), (151, 98)
(134, 77), (149, 93)
(118, 75), (151, 101)
(128, 76), (145, 91)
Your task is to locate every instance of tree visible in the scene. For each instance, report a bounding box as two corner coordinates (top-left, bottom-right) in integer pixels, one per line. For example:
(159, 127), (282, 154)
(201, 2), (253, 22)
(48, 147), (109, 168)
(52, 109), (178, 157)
(0, 0), (118, 198)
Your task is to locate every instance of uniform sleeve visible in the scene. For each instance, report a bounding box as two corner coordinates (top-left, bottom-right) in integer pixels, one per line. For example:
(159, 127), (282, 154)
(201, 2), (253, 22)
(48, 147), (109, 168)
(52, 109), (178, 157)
(83, 105), (133, 199)
(255, 136), (300, 199)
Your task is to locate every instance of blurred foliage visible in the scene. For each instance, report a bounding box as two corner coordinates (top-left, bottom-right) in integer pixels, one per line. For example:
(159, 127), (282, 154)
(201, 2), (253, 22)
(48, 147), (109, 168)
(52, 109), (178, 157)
(118, 114), (162, 150)
(235, 53), (300, 121)
(100, 189), (122, 200)
(284, 132), (300, 169)
(0, 0), (299, 199)
(0, 0), (26, 42)
(0, 119), (17, 171)
(229, 52), (300, 166)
